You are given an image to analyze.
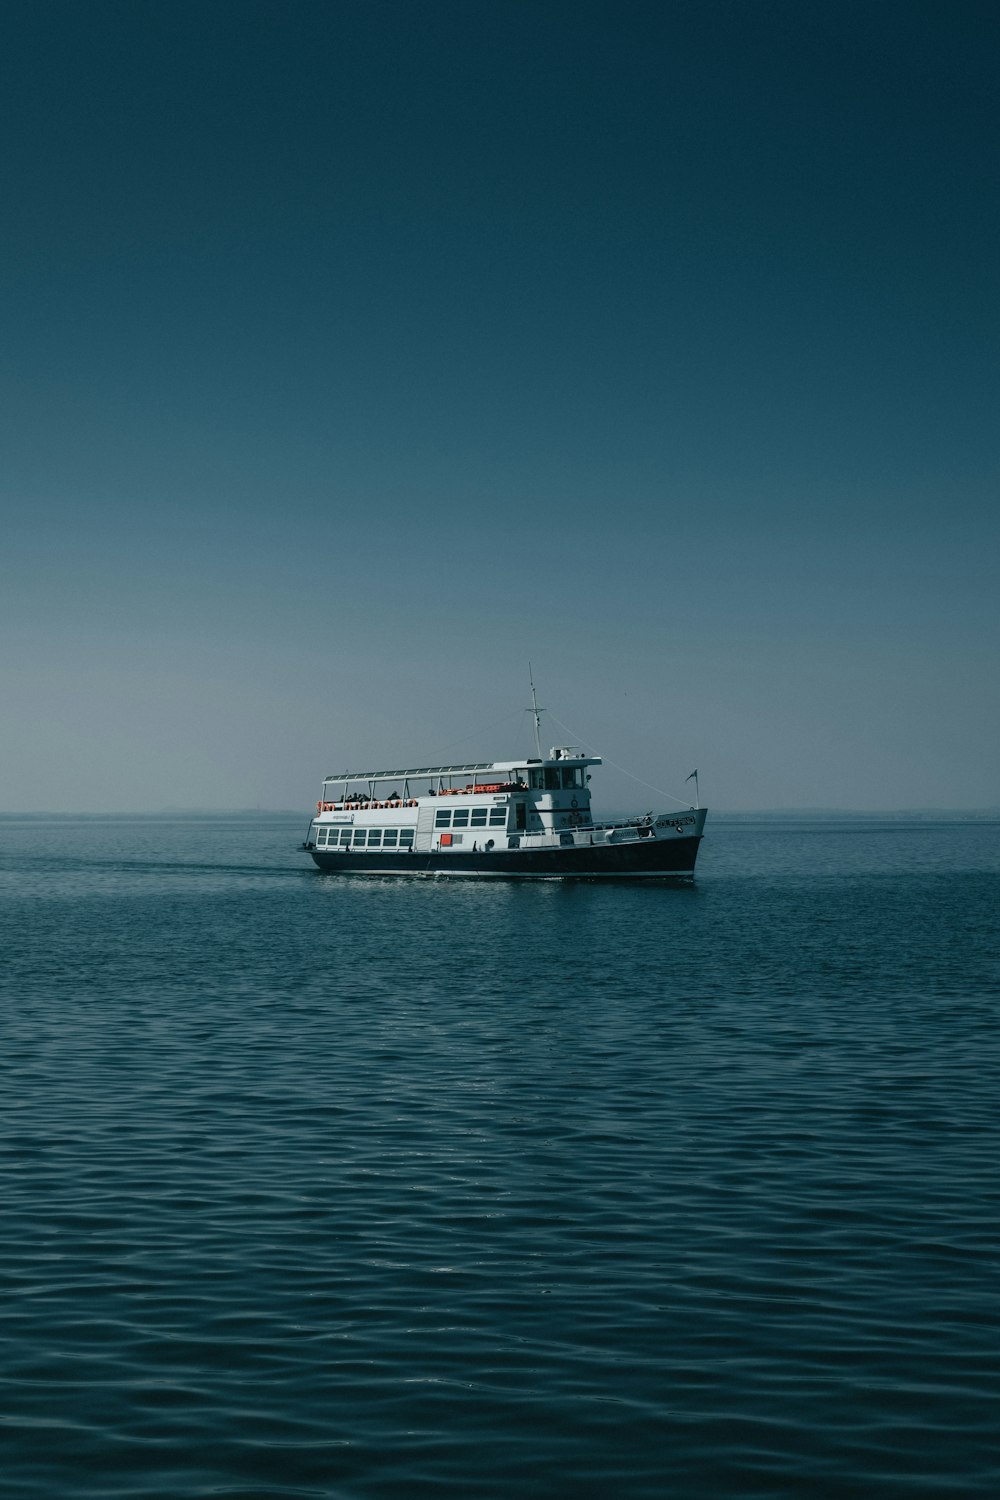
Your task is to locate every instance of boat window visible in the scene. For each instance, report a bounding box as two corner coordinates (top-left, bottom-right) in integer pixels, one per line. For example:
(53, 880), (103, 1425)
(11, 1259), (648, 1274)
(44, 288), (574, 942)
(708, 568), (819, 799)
(453, 809), (469, 828)
(544, 769), (560, 790)
(489, 808), (506, 826)
(470, 808), (487, 827)
(435, 810), (451, 827)
(561, 767), (583, 789)
(529, 769), (544, 789)
(383, 829), (398, 846)
(368, 830), (382, 846)
(515, 803), (527, 830)
(352, 828), (367, 843)
(399, 829), (414, 846)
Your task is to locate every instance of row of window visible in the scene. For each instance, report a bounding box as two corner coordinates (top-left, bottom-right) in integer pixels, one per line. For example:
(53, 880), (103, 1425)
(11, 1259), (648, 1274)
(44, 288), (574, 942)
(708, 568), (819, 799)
(435, 807), (508, 829)
(315, 826), (415, 849)
(529, 766), (585, 790)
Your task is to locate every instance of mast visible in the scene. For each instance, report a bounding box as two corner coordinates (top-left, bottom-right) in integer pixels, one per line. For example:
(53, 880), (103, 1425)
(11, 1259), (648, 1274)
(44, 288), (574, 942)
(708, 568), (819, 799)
(528, 663), (543, 759)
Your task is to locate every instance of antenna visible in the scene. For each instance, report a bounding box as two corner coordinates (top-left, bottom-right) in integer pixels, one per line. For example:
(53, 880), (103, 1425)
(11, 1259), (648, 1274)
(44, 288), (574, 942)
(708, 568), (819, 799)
(527, 663), (543, 759)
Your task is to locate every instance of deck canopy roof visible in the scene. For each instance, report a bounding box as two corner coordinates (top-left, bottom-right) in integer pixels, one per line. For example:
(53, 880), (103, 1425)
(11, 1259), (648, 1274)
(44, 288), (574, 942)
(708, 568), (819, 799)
(324, 755), (601, 785)
(325, 760), (517, 784)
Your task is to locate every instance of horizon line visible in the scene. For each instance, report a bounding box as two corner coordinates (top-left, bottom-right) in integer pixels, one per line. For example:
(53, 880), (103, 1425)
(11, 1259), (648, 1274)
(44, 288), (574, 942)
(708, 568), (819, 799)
(1, 806), (997, 821)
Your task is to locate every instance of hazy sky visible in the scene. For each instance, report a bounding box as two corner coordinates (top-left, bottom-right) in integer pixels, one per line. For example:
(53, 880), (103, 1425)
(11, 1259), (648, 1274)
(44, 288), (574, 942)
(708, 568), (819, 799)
(2, 1), (997, 812)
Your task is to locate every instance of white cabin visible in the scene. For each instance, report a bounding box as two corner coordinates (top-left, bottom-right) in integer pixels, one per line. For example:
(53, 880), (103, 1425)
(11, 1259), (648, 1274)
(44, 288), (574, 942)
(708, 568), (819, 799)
(312, 747), (605, 855)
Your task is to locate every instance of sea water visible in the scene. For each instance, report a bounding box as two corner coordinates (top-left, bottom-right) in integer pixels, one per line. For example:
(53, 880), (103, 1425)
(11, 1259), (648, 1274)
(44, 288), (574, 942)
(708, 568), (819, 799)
(1, 817), (998, 1498)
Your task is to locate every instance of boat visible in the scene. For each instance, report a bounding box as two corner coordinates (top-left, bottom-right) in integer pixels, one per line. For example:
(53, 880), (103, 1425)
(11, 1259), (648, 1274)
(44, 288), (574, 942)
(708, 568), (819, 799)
(303, 690), (706, 879)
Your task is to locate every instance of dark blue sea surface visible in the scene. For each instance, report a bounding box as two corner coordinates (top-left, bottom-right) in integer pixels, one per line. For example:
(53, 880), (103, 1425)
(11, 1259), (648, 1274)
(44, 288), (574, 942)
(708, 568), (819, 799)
(2, 817), (998, 1498)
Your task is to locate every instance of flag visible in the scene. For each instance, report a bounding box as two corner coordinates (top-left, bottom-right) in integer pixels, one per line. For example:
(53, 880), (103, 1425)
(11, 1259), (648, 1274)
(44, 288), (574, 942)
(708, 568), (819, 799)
(685, 770), (698, 782)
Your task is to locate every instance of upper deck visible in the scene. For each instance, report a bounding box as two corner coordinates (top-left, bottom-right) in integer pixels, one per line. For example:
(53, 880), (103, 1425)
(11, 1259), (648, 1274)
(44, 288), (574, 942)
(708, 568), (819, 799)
(322, 747), (602, 792)
(316, 748), (604, 829)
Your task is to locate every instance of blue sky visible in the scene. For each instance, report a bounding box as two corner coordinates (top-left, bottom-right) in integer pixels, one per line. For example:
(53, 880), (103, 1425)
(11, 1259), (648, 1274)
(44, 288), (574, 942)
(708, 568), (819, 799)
(2, 0), (997, 812)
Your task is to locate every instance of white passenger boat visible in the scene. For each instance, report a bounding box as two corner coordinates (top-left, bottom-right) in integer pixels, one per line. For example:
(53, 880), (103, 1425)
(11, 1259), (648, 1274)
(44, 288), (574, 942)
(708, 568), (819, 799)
(303, 734), (706, 880)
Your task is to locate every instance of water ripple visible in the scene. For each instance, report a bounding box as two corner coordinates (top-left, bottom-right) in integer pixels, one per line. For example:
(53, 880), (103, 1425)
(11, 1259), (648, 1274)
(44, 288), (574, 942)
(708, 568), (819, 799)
(1, 818), (998, 1496)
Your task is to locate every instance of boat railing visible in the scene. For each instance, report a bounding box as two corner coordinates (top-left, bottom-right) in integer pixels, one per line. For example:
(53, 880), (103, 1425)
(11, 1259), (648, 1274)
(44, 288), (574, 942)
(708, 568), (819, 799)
(319, 783), (524, 809)
(317, 799), (420, 812)
(512, 820), (653, 848)
(590, 816), (654, 833)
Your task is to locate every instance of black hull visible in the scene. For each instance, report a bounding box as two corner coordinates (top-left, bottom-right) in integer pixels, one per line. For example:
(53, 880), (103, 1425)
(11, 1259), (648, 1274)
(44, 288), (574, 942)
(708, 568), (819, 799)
(308, 835), (702, 880)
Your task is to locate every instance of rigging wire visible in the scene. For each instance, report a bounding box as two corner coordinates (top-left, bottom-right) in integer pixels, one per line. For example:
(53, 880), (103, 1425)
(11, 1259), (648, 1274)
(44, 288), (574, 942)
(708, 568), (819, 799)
(545, 710), (696, 807)
(430, 696), (698, 809)
(431, 707), (527, 760)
